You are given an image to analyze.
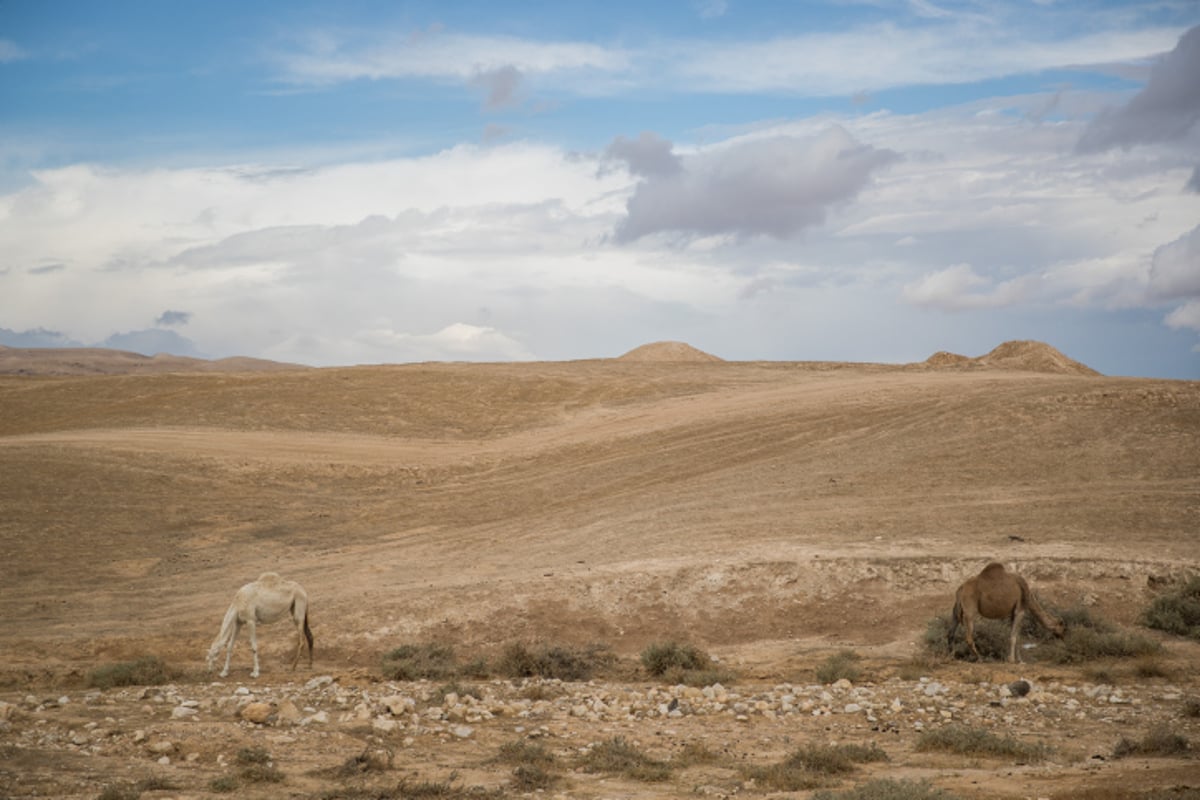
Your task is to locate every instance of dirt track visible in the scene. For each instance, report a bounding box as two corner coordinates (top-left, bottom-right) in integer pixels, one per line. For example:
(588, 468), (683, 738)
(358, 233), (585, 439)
(1, 345), (1198, 798)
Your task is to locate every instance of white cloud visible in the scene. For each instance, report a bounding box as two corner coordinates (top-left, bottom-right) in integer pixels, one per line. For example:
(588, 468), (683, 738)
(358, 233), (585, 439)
(1165, 300), (1200, 335)
(901, 264), (1036, 310)
(268, 20), (1190, 99)
(273, 30), (628, 87)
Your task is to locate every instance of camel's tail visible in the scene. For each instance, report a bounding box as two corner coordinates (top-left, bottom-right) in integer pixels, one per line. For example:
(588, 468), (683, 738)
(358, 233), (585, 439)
(1018, 576), (1064, 637)
(207, 603), (238, 667)
(302, 607), (314, 666)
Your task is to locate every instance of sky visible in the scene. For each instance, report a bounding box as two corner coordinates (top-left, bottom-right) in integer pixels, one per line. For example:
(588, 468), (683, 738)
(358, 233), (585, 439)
(1, 1), (1198, 378)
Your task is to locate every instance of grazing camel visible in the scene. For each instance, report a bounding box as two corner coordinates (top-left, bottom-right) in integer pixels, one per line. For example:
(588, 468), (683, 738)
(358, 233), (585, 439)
(947, 562), (1064, 663)
(206, 572), (313, 678)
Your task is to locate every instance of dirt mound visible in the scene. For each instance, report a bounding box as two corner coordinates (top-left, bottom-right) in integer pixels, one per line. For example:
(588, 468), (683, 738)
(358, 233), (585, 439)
(979, 340), (1099, 375)
(0, 346), (305, 376)
(922, 340), (1099, 376)
(923, 350), (973, 368)
(616, 341), (723, 362)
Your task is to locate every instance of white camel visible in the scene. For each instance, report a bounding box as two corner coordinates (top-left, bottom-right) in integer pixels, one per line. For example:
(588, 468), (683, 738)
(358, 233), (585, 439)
(206, 572), (313, 678)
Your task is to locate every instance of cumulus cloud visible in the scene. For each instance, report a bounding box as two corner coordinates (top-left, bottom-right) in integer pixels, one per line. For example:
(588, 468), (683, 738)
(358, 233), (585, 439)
(1165, 300), (1200, 335)
(1148, 224), (1200, 301)
(901, 264), (1037, 311)
(1077, 25), (1200, 152)
(612, 126), (898, 242)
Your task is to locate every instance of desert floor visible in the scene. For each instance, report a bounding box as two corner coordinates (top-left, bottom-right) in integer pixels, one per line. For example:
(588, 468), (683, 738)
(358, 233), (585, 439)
(0, 342), (1197, 799)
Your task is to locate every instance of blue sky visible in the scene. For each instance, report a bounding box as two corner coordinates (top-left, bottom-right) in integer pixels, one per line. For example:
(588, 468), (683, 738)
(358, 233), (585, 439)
(1, 0), (1198, 377)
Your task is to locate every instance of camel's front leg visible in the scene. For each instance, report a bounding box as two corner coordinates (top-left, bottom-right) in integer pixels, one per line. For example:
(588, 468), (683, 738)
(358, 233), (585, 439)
(220, 622), (240, 678)
(246, 620), (260, 678)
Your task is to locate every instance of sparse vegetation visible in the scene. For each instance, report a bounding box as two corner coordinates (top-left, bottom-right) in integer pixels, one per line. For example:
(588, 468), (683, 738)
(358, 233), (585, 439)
(1183, 698), (1200, 718)
(915, 725), (1049, 762)
(577, 736), (672, 782)
(1142, 576), (1200, 640)
(1113, 725), (1191, 759)
(495, 739), (558, 768)
(741, 743), (888, 792)
(1049, 788), (1200, 800)
(817, 649), (863, 683)
(96, 777), (179, 800)
(381, 643), (460, 681)
(640, 640), (734, 686)
(495, 641), (616, 681)
(812, 779), (963, 800)
(927, 605), (1161, 664)
(87, 656), (176, 689)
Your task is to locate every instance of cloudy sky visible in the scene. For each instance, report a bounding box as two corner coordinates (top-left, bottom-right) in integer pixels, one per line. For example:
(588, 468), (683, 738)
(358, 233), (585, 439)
(1, 1), (1198, 377)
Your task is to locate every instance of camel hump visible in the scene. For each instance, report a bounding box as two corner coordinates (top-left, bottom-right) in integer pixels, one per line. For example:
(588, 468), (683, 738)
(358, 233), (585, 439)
(257, 571), (283, 584)
(980, 562), (1007, 577)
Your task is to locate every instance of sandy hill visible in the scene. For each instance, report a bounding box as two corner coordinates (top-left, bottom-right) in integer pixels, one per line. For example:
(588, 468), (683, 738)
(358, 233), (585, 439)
(0, 345), (306, 376)
(1, 349), (1198, 798)
(617, 341), (723, 362)
(922, 339), (1100, 376)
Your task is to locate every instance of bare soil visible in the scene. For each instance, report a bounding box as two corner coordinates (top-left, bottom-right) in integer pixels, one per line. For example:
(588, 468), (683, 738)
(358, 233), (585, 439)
(1, 344), (1197, 799)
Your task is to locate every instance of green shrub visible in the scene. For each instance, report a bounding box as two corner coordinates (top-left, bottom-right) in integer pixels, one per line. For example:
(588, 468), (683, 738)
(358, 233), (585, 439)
(1142, 576), (1200, 640)
(812, 779), (963, 800)
(916, 725), (1049, 762)
(496, 641), (615, 681)
(1113, 725), (1191, 758)
(817, 650), (863, 684)
(88, 656), (176, 689)
(577, 736), (671, 782)
(381, 643), (459, 681)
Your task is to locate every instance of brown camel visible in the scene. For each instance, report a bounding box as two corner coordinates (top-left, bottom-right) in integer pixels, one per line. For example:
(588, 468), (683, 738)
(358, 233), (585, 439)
(947, 562), (1064, 662)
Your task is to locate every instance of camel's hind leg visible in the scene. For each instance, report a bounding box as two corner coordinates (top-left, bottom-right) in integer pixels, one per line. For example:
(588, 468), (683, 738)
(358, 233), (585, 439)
(246, 619), (261, 678)
(963, 615), (982, 661)
(220, 620), (241, 678)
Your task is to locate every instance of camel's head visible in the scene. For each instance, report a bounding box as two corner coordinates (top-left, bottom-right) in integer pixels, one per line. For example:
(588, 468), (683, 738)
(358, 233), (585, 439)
(1049, 617), (1066, 638)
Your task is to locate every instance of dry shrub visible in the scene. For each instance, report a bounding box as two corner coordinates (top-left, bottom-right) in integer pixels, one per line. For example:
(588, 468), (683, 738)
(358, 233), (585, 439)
(640, 640), (735, 686)
(742, 743), (888, 792)
(577, 736), (671, 782)
(1113, 725), (1191, 759)
(817, 650), (863, 684)
(812, 779), (963, 800)
(1142, 576), (1200, 640)
(496, 641), (615, 681)
(915, 725), (1049, 762)
(88, 656), (176, 689)
(380, 643), (459, 681)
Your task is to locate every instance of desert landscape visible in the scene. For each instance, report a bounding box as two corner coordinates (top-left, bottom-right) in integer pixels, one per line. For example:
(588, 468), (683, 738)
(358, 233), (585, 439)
(0, 339), (1197, 800)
